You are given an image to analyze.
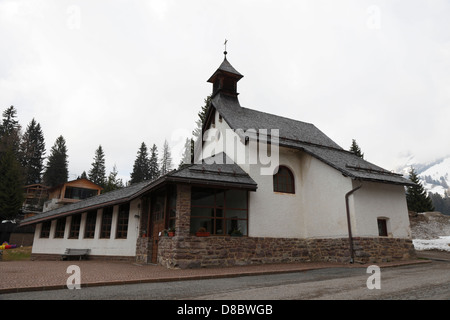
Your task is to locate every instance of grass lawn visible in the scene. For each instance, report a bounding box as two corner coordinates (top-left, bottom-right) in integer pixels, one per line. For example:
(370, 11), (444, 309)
(1, 246), (32, 261)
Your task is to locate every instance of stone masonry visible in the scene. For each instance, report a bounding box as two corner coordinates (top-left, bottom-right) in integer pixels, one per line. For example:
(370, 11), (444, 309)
(158, 235), (416, 269)
(140, 183), (416, 268)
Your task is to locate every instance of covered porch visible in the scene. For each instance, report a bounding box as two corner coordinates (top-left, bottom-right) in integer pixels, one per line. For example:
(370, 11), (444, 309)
(135, 153), (258, 265)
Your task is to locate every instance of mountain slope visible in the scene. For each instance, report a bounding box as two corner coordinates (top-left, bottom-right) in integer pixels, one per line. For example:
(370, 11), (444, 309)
(397, 155), (450, 196)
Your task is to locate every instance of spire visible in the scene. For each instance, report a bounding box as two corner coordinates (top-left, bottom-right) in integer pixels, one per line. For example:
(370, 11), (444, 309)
(224, 39), (228, 57)
(207, 41), (243, 98)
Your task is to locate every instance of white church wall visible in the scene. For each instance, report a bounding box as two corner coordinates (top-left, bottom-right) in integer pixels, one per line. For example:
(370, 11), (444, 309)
(299, 153), (354, 239)
(352, 181), (411, 238)
(201, 111), (411, 241)
(247, 146), (306, 238)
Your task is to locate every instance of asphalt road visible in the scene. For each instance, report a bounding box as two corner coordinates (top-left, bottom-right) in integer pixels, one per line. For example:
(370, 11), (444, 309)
(1, 259), (449, 300)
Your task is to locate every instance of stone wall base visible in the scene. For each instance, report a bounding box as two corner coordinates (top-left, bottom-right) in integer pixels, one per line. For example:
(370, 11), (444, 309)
(135, 236), (151, 264)
(158, 236), (416, 269)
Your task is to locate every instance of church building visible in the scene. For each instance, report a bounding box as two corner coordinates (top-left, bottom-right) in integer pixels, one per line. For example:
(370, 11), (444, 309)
(21, 53), (416, 267)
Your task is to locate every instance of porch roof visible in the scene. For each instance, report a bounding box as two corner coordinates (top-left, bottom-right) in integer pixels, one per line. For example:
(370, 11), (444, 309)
(20, 153), (256, 226)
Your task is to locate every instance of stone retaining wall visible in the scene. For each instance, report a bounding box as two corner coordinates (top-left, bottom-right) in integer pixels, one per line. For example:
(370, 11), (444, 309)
(158, 235), (416, 269)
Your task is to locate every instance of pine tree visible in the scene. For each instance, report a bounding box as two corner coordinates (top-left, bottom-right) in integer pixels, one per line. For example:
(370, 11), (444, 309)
(104, 164), (124, 193)
(187, 95), (211, 164)
(0, 106), (24, 219)
(406, 167), (434, 213)
(192, 95), (211, 140)
(130, 142), (151, 184)
(160, 140), (173, 175)
(79, 171), (88, 179)
(0, 147), (24, 220)
(349, 139), (364, 159)
(179, 137), (193, 168)
(0, 105), (22, 155)
(88, 145), (106, 187)
(429, 192), (449, 215)
(43, 135), (69, 187)
(19, 118), (46, 185)
(148, 144), (160, 180)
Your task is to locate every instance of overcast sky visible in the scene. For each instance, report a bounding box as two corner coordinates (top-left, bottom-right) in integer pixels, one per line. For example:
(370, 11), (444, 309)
(1, 0), (449, 183)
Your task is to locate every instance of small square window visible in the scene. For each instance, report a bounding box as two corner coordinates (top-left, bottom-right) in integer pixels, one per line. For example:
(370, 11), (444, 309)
(377, 218), (388, 237)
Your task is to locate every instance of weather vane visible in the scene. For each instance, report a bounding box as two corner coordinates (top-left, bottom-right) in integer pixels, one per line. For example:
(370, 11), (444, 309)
(224, 39), (228, 56)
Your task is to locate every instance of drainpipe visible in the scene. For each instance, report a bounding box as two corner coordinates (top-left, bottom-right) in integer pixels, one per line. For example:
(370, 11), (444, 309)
(345, 183), (362, 264)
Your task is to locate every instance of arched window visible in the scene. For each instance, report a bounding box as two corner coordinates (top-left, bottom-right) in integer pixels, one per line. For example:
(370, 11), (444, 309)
(273, 166), (295, 194)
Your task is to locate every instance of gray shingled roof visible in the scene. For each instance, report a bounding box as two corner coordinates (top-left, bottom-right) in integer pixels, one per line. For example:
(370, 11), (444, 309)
(209, 93), (413, 186)
(211, 94), (342, 149)
(207, 57), (243, 82)
(20, 153), (256, 226)
(172, 152), (257, 188)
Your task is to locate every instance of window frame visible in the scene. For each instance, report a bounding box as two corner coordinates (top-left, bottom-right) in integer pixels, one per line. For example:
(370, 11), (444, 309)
(64, 186), (98, 200)
(84, 210), (97, 239)
(377, 218), (388, 237)
(54, 217), (66, 239)
(167, 187), (177, 230)
(69, 214), (82, 239)
(100, 206), (114, 239)
(116, 203), (130, 239)
(190, 187), (248, 236)
(273, 165), (295, 194)
(40, 220), (51, 238)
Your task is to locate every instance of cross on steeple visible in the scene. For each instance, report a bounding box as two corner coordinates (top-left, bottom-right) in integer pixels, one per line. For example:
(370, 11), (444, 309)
(224, 39), (228, 56)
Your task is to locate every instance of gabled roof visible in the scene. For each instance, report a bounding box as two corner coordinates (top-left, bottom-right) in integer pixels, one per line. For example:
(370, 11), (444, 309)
(48, 178), (103, 191)
(20, 153), (256, 226)
(207, 93), (413, 186)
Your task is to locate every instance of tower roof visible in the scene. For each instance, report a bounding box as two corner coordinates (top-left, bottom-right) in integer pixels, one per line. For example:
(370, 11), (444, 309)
(207, 56), (243, 83)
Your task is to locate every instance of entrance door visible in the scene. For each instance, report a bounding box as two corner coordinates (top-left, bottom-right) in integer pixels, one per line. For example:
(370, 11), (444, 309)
(150, 194), (166, 264)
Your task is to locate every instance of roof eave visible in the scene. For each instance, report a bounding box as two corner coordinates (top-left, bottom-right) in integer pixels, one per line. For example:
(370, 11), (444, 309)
(20, 171), (257, 226)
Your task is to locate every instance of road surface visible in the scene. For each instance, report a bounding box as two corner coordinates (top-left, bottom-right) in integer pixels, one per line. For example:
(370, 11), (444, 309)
(1, 259), (449, 300)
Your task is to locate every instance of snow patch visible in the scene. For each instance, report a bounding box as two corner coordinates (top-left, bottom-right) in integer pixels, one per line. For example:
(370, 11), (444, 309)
(413, 236), (450, 252)
(410, 211), (450, 252)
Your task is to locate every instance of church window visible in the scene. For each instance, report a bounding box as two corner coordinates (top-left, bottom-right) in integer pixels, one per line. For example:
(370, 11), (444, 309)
(84, 210), (97, 239)
(273, 166), (295, 194)
(100, 206), (113, 239)
(40, 221), (51, 238)
(54, 218), (66, 238)
(116, 203), (130, 239)
(69, 214), (81, 239)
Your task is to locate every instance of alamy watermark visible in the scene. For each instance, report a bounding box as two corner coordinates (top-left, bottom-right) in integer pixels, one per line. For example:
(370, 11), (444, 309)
(67, 5), (81, 30)
(366, 265), (381, 290)
(181, 128), (280, 176)
(366, 5), (381, 30)
(66, 265), (81, 290)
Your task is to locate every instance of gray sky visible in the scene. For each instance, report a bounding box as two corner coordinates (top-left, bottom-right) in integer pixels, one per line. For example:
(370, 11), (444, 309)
(1, 0), (449, 183)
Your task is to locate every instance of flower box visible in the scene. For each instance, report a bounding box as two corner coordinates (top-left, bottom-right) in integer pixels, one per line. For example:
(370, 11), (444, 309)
(195, 232), (210, 237)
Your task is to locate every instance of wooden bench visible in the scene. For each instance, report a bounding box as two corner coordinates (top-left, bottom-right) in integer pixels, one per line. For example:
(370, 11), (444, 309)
(61, 248), (90, 261)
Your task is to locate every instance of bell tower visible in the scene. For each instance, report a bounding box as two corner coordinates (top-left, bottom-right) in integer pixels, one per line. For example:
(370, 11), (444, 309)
(207, 49), (243, 98)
